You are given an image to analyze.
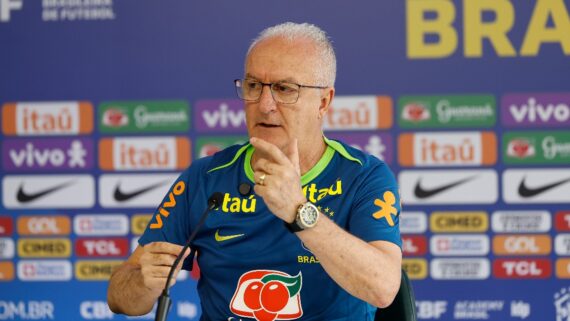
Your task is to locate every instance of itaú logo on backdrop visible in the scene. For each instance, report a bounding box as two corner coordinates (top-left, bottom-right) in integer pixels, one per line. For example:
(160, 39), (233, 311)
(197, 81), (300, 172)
(230, 270), (303, 321)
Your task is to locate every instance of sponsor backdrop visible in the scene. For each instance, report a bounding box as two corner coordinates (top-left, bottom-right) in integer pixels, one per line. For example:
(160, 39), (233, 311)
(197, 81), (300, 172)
(1, 1), (569, 320)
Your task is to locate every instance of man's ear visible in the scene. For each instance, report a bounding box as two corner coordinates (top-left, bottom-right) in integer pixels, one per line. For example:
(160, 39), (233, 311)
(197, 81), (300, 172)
(319, 87), (335, 118)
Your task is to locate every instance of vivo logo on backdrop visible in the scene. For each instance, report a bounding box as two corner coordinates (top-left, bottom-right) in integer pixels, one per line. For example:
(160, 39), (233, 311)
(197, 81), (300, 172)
(194, 99), (246, 133)
(502, 93), (570, 127)
(2, 138), (94, 171)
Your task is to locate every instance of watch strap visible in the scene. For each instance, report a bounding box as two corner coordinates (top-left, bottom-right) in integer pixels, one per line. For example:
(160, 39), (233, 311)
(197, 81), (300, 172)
(284, 220), (303, 233)
(285, 203), (304, 233)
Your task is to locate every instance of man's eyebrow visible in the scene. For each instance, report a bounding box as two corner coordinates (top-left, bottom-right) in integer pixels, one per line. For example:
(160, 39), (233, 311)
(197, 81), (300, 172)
(244, 73), (259, 80)
(244, 73), (299, 84)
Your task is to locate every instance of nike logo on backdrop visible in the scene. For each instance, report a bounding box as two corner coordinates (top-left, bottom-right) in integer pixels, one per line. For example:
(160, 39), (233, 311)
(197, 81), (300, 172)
(518, 177), (570, 198)
(215, 229), (244, 242)
(17, 181), (75, 203)
(113, 181), (170, 202)
(414, 176), (476, 199)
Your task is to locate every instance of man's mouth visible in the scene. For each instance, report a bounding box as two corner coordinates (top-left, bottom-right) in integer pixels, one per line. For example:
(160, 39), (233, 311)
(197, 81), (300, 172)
(258, 122), (280, 128)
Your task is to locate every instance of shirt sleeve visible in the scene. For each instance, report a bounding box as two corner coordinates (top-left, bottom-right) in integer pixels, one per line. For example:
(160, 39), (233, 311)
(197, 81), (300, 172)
(138, 166), (197, 247)
(348, 161), (402, 248)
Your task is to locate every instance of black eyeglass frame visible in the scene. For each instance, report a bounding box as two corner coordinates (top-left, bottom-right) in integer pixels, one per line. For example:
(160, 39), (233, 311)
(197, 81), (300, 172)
(234, 78), (328, 104)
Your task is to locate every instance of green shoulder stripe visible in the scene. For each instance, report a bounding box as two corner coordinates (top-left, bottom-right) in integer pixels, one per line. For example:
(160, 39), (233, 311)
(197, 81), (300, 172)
(207, 144), (251, 173)
(323, 136), (363, 166)
(243, 137), (361, 185)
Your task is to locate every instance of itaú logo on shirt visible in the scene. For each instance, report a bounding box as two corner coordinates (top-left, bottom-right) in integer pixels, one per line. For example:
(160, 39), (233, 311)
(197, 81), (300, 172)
(302, 180), (342, 203)
(230, 270), (303, 321)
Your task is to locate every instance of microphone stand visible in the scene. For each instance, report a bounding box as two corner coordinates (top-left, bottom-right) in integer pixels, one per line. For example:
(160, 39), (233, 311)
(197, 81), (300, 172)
(155, 192), (223, 321)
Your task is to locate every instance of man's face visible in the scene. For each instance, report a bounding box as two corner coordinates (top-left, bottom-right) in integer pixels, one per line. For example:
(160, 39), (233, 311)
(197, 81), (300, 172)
(244, 37), (332, 152)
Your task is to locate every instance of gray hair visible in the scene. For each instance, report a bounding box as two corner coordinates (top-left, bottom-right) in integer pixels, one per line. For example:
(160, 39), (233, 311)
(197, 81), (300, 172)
(246, 22), (337, 87)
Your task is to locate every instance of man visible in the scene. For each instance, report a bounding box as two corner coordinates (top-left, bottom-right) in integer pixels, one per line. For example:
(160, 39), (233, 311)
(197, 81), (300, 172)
(108, 22), (402, 320)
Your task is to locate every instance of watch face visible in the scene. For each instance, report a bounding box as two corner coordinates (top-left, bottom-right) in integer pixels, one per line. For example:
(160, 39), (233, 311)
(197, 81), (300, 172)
(301, 204), (319, 226)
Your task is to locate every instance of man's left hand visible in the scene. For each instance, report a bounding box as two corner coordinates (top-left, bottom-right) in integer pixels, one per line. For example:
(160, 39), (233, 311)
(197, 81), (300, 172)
(250, 137), (306, 223)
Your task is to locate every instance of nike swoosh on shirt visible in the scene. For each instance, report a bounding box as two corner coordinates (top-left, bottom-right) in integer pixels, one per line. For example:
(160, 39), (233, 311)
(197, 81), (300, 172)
(113, 181), (170, 202)
(414, 176), (476, 199)
(518, 176), (570, 198)
(17, 181), (75, 203)
(215, 229), (244, 242)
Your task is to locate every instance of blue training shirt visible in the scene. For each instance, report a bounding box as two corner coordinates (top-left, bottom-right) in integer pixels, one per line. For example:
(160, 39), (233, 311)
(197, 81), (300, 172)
(138, 138), (402, 321)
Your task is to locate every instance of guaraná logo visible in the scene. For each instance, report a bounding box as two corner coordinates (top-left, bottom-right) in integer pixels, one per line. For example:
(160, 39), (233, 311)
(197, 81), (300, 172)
(507, 138), (536, 158)
(230, 270), (303, 321)
(402, 103), (431, 122)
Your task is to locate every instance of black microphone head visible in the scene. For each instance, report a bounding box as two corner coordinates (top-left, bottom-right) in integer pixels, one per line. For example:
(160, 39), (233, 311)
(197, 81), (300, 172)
(238, 183), (252, 196)
(208, 192), (224, 209)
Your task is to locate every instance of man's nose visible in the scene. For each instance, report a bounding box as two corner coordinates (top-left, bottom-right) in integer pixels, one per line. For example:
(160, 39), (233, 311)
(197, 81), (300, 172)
(258, 84), (277, 113)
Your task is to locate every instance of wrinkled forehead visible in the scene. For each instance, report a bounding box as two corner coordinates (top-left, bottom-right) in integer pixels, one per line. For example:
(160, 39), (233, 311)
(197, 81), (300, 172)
(245, 36), (321, 83)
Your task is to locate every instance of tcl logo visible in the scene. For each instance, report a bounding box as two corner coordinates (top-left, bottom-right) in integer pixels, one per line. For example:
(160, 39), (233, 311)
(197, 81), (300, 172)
(402, 235), (427, 256)
(555, 211), (570, 231)
(493, 259), (551, 279)
(75, 238), (128, 257)
(0, 217), (13, 236)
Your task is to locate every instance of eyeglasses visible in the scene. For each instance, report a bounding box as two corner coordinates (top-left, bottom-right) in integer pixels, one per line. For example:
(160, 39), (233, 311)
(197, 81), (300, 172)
(234, 78), (328, 104)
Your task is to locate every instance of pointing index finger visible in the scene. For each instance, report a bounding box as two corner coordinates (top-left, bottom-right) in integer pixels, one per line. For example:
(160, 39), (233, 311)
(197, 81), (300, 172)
(250, 137), (290, 165)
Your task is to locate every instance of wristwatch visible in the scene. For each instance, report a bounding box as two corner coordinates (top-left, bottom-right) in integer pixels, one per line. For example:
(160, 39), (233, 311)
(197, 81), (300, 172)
(285, 202), (320, 233)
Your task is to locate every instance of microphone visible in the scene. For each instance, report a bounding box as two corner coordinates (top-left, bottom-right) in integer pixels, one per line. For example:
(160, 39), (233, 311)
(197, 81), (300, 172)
(155, 192), (223, 321)
(238, 182), (251, 196)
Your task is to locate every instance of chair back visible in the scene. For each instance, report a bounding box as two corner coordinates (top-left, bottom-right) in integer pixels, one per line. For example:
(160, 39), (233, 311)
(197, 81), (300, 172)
(374, 269), (416, 321)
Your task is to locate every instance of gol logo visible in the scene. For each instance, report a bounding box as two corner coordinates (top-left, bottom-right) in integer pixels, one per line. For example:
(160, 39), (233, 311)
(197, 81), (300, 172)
(17, 216), (70, 235)
(493, 235), (551, 255)
(230, 270), (303, 321)
(556, 258), (570, 278)
(0, 262), (15, 281)
(150, 181), (185, 229)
